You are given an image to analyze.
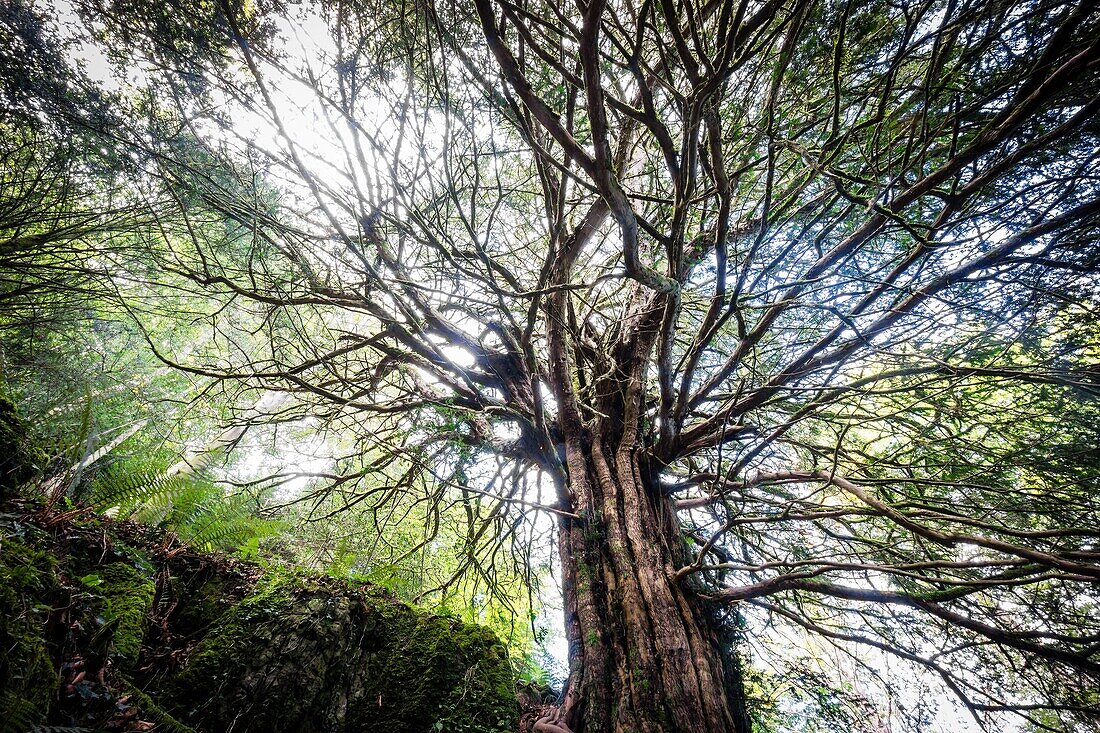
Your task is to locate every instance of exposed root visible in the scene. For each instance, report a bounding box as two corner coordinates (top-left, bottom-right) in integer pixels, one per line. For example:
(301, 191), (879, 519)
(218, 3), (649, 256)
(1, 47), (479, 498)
(532, 709), (573, 733)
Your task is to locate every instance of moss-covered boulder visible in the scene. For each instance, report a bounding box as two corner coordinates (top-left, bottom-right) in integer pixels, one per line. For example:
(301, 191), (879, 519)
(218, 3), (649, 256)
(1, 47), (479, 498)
(170, 577), (517, 732)
(0, 499), (518, 733)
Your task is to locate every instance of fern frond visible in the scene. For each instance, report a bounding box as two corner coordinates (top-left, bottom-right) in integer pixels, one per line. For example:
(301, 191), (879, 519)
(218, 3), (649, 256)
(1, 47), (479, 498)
(1, 690), (45, 733)
(90, 465), (193, 522)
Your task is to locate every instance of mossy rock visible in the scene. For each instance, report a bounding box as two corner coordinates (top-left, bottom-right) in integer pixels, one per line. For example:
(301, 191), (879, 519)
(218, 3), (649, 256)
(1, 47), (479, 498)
(0, 533), (158, 728)
(167, 578), (517, 733)
(86, 561), (156, 664)
(350, 592), (517, 732)
(0, 537), (59, 732)
(0, 502), (519, 733)
(170, 575), (237, 633)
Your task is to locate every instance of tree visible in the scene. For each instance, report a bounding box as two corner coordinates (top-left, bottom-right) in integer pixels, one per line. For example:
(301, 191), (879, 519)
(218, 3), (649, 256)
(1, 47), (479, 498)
(25, 0), (1100, 730)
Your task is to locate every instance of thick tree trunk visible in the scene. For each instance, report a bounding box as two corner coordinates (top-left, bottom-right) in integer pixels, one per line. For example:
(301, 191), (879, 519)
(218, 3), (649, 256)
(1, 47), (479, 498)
(556, 432), (749, 733)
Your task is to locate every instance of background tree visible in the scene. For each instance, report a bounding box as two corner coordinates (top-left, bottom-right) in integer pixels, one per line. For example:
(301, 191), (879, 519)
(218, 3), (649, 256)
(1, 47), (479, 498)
(11, 0), (1100, 731)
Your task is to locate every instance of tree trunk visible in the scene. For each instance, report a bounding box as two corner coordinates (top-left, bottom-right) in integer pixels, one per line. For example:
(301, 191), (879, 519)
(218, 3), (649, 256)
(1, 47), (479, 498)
(556, 431), (750, 733)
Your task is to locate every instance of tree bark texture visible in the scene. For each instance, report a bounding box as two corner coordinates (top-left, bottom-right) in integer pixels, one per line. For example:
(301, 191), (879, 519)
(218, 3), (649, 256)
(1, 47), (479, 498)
(556, 431), (750, 733)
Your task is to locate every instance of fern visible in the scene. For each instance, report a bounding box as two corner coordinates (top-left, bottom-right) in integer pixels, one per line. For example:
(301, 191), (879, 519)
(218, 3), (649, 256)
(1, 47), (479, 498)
(167, 480), (284, 553)
(89, 458), (282, 554)
(1, 690), (44, 733)
(91, 464), (191, 518)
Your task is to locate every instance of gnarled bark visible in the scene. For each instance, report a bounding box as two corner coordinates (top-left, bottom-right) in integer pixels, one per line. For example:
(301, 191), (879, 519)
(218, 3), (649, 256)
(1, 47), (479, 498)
(556, 433), (749, 733)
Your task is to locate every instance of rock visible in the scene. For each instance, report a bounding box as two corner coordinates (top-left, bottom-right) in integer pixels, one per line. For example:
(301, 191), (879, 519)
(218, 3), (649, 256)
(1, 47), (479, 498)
(169, 576), (517, 732)
(0, 499), (518, 733)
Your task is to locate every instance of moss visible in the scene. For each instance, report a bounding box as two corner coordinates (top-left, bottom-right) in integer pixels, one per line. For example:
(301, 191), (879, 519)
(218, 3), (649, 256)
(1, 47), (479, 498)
(349, 593), (516, 731)
(349, 588), (518, 731)
(170, 574), (296, 688)
(167, 578), (516, 732)
(412, 617), (517, 732)
(165, 574), (298, 717)
(172, 575), (236, 632)
(0, 537), (59, 728)
(0, 506), (517, 733)
(121, 679), (198, 733)
(92, 562), (156, 664)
